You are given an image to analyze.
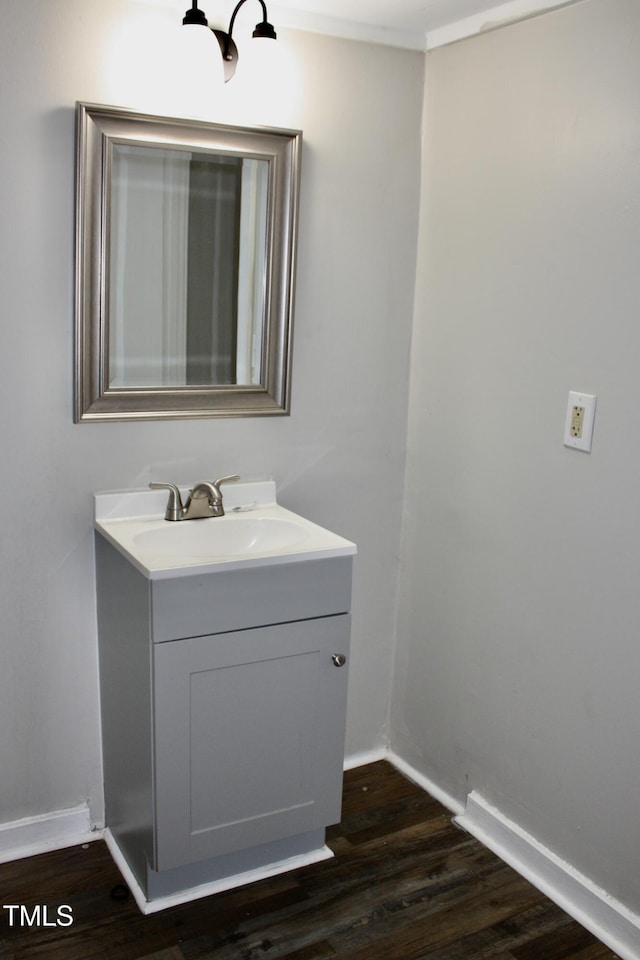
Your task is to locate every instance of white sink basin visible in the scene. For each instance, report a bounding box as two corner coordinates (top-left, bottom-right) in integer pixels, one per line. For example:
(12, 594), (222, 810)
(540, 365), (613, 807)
(132, 515), (309, 561)
(94, 480), (356, 579)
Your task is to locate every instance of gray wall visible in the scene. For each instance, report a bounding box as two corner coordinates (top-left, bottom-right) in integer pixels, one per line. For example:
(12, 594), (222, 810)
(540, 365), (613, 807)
(0, 0), (423, 825)
(392, 0), (640, 917)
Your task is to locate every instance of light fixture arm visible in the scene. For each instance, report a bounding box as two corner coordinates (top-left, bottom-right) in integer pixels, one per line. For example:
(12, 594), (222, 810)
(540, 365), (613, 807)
(226, 0), (273, 54)
(214, 0), (277, 81)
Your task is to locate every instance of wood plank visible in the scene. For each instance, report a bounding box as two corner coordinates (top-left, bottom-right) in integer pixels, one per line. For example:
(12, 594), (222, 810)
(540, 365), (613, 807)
(511, 921), (609, 959)
(278, 944), (336, 960)
(137, 949), (186, 960)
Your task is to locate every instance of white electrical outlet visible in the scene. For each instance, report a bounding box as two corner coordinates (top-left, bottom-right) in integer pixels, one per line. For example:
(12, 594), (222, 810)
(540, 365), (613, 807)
(564, 391), (597, 452)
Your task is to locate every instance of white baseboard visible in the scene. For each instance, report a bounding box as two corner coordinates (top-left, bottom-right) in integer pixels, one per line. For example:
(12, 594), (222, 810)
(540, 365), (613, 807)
(344, 745), (465, 816)
(0, 804), (100, 865)
(387, 750), (465, 817)
(344, 746), (387, 771)
(104, 829), (333, 915)
(456, 791), (640, 960)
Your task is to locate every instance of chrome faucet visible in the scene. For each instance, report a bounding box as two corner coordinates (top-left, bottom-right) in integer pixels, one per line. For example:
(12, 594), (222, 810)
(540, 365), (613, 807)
(150, 476), (240, 521)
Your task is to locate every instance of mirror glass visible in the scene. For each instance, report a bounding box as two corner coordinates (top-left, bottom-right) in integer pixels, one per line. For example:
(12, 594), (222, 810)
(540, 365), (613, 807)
(75, 103), (302, 421)
(109, 145), (268, 389)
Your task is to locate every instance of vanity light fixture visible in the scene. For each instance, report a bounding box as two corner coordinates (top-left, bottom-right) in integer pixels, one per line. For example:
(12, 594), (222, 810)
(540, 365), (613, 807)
(182, 0), (277, 83)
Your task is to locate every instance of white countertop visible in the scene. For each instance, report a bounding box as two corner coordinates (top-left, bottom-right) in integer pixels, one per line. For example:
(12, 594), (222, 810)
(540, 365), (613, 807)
(94, 480), (356, 580)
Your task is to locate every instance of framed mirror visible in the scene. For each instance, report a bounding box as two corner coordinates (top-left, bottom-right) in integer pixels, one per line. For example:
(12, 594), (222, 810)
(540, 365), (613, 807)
(74, 103), (301, 421)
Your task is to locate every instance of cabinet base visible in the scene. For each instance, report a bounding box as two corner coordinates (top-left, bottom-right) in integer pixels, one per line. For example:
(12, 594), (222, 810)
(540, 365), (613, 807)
(104, 828), (333, 915)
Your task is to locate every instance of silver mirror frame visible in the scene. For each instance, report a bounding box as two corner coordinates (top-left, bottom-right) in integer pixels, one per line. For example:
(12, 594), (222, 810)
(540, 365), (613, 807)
(74, 103), (302, 422)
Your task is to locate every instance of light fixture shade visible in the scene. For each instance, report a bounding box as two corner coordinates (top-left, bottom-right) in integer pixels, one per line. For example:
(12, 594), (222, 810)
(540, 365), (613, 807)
(178, 21), (224, 89)
(237, 28), (278, 84)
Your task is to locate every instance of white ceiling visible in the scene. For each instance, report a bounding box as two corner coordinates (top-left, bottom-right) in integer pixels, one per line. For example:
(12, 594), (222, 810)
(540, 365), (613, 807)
(268, 0), (583, 49)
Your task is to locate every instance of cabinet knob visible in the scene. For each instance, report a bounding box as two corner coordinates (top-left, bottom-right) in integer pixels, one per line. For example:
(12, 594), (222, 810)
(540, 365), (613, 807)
(331, 654), (347, 667)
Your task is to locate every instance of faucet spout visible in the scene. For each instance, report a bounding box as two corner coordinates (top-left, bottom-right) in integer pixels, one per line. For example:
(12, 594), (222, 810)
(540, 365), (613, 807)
(184, 475), (240, 519)
(183, 482), (222, 520)
(150, 475), (240, 521)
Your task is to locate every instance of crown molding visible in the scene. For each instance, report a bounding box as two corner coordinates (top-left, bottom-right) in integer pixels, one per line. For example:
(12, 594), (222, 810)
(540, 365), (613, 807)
(426, 0), (584, 49)
(133, 0), (584, 53)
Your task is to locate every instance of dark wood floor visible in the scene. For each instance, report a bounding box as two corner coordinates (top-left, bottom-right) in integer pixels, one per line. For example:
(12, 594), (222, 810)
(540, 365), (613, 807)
(0, 761), (619, 960)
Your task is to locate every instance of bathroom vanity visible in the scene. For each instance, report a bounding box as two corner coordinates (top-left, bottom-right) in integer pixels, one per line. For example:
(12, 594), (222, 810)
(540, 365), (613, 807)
(94, 480), (356, 912)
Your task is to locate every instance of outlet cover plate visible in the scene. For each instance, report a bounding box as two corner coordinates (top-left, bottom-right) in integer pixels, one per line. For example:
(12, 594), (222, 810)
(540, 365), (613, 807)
(564, 391), (597, 452)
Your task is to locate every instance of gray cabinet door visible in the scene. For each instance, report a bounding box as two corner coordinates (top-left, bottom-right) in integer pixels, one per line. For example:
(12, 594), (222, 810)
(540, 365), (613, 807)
(152, 615), (351, 871)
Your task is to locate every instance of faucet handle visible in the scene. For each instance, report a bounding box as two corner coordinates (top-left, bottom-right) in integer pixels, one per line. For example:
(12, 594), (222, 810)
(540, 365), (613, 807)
(210, 475), (240, 497)
(149, 482), (184, 521)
